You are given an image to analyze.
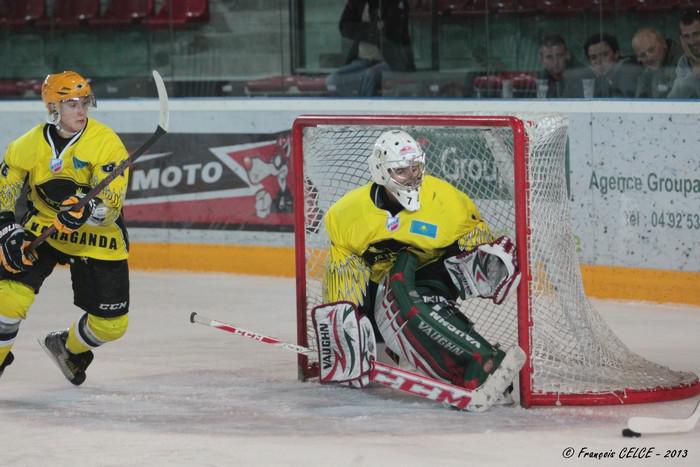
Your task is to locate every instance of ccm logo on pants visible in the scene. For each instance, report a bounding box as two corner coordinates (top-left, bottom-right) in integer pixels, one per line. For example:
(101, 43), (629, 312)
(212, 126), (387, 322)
(99, 301), (128, 311)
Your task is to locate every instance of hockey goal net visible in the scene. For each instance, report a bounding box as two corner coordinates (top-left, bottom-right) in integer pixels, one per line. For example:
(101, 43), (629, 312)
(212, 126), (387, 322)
(292, 114), (700, 407)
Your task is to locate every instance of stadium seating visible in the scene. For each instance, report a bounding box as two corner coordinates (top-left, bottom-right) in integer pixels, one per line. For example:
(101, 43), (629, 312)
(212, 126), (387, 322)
(0, 1), (6, 27)
(473, 72), (538, 98)
(392, 0), (696, 17)
(408, 0), (432, 17)
(438, 1), (487, 16)
(0, 80), (26, 97)
(678, 0), (700, 9)
(473, 74), (502, 97)
(538, 0), (587, 14)
(245, 75), (328, 96)
(294, 75), (328, 94)
(382, 71), (470, 97)
(490, 1), (538, 14)
(1, 0), (44, 27)
(437, 0), (593, 16)
(90, 0), (154, 26)
(511, 72), (537, 96)
(37, 0), (100, 28)
(0, 79), (43, 98)
(588, 0), (615, 12)
(617, 0), (673, 12)
(145, 0), (210, 28)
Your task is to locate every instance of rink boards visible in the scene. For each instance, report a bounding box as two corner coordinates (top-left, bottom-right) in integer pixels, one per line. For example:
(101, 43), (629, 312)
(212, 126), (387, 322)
(0, 98), (698, 304)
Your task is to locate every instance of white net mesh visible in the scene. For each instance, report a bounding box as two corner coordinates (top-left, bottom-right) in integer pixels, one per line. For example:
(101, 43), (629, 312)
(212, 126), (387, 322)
(297, 114), (697, 403)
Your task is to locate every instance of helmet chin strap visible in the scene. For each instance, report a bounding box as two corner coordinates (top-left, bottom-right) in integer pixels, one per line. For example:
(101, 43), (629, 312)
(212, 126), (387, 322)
(55, 122), (80, 138)
(46, 103), (81, 138)
(47, 105), (60, 126)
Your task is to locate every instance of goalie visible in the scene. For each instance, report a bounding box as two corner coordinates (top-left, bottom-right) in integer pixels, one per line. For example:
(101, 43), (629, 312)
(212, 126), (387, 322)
(316, 129), (523, 409)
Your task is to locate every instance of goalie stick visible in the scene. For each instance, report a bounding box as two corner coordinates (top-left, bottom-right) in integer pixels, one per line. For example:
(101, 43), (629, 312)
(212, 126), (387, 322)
(623, 399), (700, 437)
(25, 69), (170, 256)
(189, 312), (524, 411)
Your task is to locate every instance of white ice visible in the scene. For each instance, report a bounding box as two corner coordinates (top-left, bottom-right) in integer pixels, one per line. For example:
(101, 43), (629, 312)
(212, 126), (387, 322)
(2, 268), (698, 467)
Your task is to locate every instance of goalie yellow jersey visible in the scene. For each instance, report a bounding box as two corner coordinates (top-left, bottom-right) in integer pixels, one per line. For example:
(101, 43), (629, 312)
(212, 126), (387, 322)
(323, 175), (493, 305)
(0, 119), (130, 260)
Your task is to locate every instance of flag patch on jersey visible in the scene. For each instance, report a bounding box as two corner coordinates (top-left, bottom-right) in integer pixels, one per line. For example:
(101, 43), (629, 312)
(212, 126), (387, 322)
(73, 156), (88, 169)
(409, 220), (438, 238)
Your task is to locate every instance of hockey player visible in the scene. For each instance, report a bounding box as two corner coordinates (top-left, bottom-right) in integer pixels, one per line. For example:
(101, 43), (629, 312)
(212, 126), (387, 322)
(314, 129), (523, 408)
(0, 71), (130, 385)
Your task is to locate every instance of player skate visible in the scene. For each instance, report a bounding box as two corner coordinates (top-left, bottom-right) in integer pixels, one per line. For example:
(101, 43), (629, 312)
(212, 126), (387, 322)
(0, 351), (14, 379)
(41, 330), (94, 386)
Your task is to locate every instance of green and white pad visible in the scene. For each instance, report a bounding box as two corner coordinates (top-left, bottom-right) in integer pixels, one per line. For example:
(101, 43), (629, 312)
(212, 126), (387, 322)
(374, 251), (507, 389)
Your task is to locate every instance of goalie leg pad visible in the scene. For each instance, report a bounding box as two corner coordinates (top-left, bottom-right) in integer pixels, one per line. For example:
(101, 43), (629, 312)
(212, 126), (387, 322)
(443, 235), (520, 304)
(374, 251), (507, 389)
(312, 302), (376, 387)
(466, 345), (526, 412)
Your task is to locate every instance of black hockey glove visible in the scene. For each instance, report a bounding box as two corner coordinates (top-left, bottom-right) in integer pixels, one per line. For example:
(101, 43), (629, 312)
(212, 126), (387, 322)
(54, 194), (101, 233)
(0, 212), (34, 273)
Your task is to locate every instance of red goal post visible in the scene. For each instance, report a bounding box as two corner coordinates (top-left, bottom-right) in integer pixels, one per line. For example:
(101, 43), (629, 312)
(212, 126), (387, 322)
(291, 114), (700, 407)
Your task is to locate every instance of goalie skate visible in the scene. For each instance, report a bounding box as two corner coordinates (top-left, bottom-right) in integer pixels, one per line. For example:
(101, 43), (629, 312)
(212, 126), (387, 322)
(39, 330), (94, 386)
(467, 346), (526, 412)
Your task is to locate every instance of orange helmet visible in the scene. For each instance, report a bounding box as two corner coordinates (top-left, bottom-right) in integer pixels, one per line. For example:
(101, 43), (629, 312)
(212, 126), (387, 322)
(41, 71), (95, 107)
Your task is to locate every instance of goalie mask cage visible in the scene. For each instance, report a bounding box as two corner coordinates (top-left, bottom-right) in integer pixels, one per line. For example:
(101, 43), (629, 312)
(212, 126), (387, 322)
(292, 114), (700, 407)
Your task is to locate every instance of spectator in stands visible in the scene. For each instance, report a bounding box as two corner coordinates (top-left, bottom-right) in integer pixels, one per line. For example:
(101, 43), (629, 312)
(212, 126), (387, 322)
(326, 0), (415, 97)
(572, 33), (640, 98)
(668, 9), (700, 99)
(537, 34), (580, 98)
(632, 27), (683, 98)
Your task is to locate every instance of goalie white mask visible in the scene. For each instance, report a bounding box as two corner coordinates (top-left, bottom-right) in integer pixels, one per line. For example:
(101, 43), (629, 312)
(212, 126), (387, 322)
(368, 130), (426, 211)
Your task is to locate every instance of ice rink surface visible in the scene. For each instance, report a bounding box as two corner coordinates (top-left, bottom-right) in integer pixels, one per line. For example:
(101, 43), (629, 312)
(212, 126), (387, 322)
(1, 268), (698, 467)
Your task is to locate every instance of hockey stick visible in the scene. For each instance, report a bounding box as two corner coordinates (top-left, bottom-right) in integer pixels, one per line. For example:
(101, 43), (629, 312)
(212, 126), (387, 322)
(25, 69), (170, 256)
(623, 399), (700, 437)
(189, 312), (522, 411)
(190, 312), (314, 356)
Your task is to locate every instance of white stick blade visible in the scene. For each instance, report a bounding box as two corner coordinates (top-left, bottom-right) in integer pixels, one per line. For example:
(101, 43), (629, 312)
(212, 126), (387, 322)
(627, 399), (700, 434)
(152, 70), (170, 132)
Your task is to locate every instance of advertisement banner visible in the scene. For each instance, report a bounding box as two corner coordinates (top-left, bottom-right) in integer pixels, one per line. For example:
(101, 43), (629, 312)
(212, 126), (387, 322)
(569, 113), (700, 272)
(122, 131), (294, 232)
(1, 99), (698, 277)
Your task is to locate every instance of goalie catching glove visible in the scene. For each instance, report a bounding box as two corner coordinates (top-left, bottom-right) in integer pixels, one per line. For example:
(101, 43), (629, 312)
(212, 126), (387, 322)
(444, 236), (520, 305)
(312, 302), (376, 388)
(53, 193), (106, 233)
(0, 212), (34, 273)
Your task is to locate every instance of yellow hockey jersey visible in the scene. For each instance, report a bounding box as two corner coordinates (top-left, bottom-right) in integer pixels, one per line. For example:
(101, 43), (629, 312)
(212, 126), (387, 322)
(0, 119), (130, 260)
(323, 175), (493, 305)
